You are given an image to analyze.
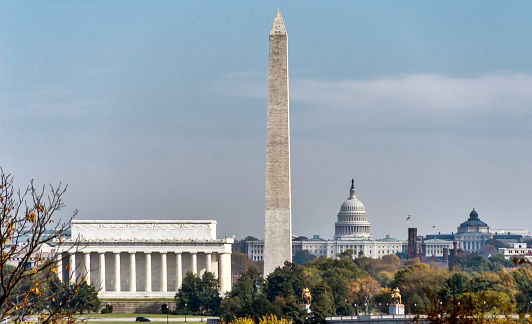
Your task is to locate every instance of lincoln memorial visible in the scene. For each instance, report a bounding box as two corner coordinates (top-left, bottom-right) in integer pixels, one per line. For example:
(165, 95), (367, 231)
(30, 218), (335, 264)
(57, 220), (233, 298)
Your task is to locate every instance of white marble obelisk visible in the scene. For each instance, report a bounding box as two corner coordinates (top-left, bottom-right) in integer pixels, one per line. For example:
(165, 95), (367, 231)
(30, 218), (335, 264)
(264, 9), (292, 276)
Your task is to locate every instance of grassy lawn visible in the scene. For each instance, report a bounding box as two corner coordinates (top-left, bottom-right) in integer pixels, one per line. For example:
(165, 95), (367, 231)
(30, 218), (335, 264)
(79, 314), (215, 319)
(100, 299), (175, 302)
(85, 322), (198, 324)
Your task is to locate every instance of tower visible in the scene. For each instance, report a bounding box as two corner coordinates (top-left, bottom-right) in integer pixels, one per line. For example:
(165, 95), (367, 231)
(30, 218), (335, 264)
(264, 9), (291, 276)
(407, 227), (418, 260)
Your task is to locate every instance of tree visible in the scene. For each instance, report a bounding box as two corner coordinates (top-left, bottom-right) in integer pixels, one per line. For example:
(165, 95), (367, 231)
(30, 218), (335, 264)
(376, 271), (394, 288)
(232, 236), (259, 254)
(220, 267), (270, 321)
(292, 250), (316, 266)
(199, 272), (221, 314)
(308, 281), (336, 324)
(232, 252), (253, 274)
(484, 239), (508, 251)
(264, 262), (309, 303)
(468, 272), (502, 293)
(449, 253), (491, 274)
(337, 249), (354, 260)
(174, 271), (220, 315)
(0, 169), (91, 323)
(391, 263), (448, 312)
(479, 244), (497, 256)
(403, 258), (420, 267)
(271, 296), (305, 324)
(488, 253), (515, 268)
(65, 281), (100, 314)
(441, 272), (469, 302)
(347, 277), (380, 315)
(305, 257), (368, 281)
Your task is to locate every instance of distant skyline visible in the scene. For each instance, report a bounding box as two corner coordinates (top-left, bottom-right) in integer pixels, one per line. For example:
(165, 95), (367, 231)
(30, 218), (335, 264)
(2, 1), (532, 241)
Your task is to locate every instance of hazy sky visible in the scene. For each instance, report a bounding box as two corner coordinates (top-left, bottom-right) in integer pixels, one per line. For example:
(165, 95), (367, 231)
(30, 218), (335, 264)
(2, 1), (532, 241)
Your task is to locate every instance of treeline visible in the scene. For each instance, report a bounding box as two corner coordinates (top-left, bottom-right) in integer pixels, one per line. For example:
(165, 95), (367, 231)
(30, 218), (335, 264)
(1, 263), (100, 317)
(174, 250), (532, 324)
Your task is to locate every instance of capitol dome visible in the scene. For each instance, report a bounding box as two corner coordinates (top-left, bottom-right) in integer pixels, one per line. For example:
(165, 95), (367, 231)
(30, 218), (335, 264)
(334, 179), (372, 240)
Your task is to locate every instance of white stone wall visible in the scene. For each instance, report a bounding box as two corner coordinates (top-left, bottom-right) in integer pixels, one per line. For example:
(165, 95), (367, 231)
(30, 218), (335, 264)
(71, 220), (216, 241)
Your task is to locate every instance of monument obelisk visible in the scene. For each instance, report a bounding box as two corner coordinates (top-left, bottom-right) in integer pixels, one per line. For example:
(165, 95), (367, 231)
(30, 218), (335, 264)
(264, 9), (292, 276)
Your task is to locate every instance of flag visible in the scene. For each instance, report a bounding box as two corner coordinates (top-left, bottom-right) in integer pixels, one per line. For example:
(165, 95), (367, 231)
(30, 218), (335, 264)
(406, 216), (411, 221)
(432, 226), (436, 228)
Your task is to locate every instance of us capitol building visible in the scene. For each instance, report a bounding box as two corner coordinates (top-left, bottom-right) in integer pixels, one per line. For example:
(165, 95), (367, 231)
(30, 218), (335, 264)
(248, 180), (407, 261)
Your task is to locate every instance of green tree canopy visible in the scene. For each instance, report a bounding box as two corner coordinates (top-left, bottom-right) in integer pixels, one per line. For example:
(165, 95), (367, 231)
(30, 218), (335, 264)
(174, 271), (220, 315)
(292, 250), (316, 266)
(264, 262), (309, 303)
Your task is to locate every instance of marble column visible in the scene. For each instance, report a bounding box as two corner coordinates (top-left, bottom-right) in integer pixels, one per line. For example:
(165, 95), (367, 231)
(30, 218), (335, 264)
(99, 252), (106, 291)
(206, 253), (212, 273)
(145, 253), (152, 292)
(176, 253), (182, 291)
(84, 252), (91, 284)
(129, 252), (136, 292)
(219, 253), (231, 294)
(55, 253), (63, 283)
(69, 253), (76, 284)
(191, 253), (197, 275)
(161, 252), (167, 292)
(114, 252), (121, 291)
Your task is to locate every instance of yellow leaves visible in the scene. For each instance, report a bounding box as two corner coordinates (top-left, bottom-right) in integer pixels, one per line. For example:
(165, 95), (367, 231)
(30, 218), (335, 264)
(0, 196), (4, 202)
(26, 211), (36, 223)
(38, 204), (44, 213)
(51, 267), (57, 273)
(259, 315), (292, 324)
(220, 317), (255, 324)
(65, 265), (69, 270)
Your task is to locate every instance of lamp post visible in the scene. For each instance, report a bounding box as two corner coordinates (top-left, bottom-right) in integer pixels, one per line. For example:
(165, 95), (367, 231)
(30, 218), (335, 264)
(482, 300), (486, 324)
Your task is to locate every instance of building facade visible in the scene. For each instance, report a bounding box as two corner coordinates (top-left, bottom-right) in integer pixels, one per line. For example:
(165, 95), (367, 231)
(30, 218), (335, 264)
(248, 180), (407, 262)
(58, 220), (233, 298)
(500, 243), (532, 262)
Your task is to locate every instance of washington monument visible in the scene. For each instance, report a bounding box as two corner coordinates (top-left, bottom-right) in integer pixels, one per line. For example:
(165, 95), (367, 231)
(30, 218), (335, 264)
(264, 9), (292, 276)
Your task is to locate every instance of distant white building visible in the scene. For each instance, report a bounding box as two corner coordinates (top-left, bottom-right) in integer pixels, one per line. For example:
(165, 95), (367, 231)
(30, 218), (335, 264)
(420, 239), (454, 258)
(5, 242), (56, 269)
(499, 243), (532, 262)
(247, 180), (407, 261)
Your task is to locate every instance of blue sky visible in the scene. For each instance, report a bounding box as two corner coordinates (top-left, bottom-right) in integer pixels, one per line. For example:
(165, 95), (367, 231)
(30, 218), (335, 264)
(2, 1), (532, 241)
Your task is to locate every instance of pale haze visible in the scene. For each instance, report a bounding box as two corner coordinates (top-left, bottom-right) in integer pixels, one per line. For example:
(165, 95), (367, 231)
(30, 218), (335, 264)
(2, 1), (532, 241)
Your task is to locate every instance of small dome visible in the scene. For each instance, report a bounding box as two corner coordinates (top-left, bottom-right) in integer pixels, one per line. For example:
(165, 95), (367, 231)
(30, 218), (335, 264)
(469, 208), (478, 219)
